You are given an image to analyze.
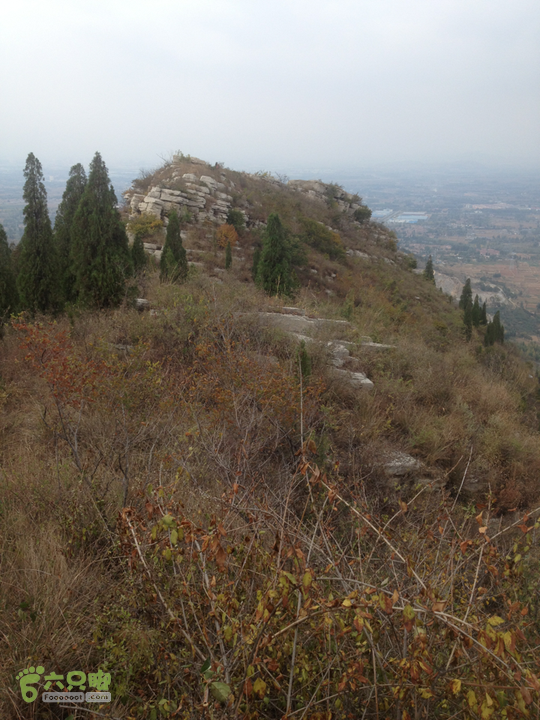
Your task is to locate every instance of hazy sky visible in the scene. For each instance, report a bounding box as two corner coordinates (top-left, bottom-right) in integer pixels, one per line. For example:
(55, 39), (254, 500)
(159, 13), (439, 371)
(1, 0), (539, 173)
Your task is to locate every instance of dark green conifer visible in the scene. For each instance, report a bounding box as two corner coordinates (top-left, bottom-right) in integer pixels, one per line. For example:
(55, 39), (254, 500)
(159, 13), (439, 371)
(0, 223), (19, 318)
(472, 294), (481, 327)
(480, 301), (488, 325)
(70, 152), (132, 308)
(160, 210), (188, 282)
(226, 208), (245, 235)
(459, 278), (473, 310)
(464, 302), (473, 341)
(484, 310), (504, 346)
(423, 255), (435, 283)
(54, 163), (87, 303)
(225, 241), (232, 270)
(131, 235), (147, 273)
(256, 213), (297, 297)
(493, 310), (504, 344)
(251, 245), (261, 281)
(17, 153), (59, 312)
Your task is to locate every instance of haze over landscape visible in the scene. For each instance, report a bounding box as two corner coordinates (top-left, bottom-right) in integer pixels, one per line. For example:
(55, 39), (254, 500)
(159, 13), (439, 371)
(1, 0), (539, 171)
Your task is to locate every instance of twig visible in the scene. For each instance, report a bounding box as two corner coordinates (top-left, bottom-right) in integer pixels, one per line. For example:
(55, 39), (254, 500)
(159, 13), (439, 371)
(122, 510), (206, 661)
(451, 445), (473, 511)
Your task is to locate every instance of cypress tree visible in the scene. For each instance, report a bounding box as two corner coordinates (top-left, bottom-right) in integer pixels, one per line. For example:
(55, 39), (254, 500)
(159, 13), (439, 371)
(17, 153), (59, 313)
(251, 245), (261, 281)
(493, 311), (504, 344)
(472, 294), (481, 327)
(256, 213), (297, 297)
(225, 240), (232, 270)
(0, 223), (19, 319)
(54, 163), (87, 303)
(71, 152), (132, 308)
(484, 311), (504, 346)
(131, 235), (147, 273)
(226, 208), (245, 235)
(480, 301), (488, 325)
(459, 279), (473, 310)
(464, 301), (473, 341)
(423, 255), (435, 283)
(160, 210), (188, 282)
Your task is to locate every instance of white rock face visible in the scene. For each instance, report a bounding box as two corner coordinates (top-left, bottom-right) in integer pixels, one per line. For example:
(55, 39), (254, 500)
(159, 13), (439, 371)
(327, 342), (350, 367)
(200, 175), (218, 189)
(346, 249), (371, 260)
(182, 173), (198, 182)
(328, 367), (374, 390)
(383, 452), (422, 477)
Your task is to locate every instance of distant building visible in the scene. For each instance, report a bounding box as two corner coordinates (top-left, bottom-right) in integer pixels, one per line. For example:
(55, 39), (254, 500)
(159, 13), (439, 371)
(390, 212), (429, 224)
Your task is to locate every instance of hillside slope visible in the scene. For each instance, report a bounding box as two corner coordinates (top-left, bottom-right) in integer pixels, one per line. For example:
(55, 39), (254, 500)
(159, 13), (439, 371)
(3, 154), (540, 718)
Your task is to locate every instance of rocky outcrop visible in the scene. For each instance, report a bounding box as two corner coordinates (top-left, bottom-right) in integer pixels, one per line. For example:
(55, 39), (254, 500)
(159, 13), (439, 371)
(288, 179), (362, 216)
(246, 308), (396, 392)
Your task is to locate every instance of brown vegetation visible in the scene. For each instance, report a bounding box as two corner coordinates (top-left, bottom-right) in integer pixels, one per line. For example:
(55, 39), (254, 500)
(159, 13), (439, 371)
(4, 159), (540, 717)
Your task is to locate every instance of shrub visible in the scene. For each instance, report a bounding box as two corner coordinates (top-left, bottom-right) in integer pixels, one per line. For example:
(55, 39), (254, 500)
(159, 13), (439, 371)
(299, 217), (345, 261)
(216, 224), (239, 249)
(127, 214), (164, 241)
(353, 205), (372, 223)
(226, 208), (245, 235)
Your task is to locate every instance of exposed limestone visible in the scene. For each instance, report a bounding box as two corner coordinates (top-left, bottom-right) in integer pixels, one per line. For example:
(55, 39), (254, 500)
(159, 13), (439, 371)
(347, 249), (371, 260)
(251, 308), (376, 391)
(383, 451), (422, 477)
(327, 367), (374, 390)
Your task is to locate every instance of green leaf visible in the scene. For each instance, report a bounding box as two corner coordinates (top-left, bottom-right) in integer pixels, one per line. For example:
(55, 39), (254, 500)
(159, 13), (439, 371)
(283, 571), (297, 584)
(201, 658), (211, 674)
(162, 514), (175, 527)
(403, 604), (415, 620)
(253, 677), (267, 698)
(487, 616), (505, 626)
(210, 682), (231, 703)
(170, 529), (178, 545)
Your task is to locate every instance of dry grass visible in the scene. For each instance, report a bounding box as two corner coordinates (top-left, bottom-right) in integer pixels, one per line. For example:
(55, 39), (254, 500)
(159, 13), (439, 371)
(3, 246), (540, 715)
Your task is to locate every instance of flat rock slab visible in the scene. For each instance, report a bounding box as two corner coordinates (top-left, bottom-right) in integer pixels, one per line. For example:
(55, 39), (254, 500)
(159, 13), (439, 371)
(327, 367), (374, 390)
(257, 312), (353, 339)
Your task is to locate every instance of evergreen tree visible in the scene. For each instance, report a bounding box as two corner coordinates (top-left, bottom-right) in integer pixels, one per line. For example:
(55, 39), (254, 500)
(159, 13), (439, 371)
(0, 223), (19, 318)
(484, 310), (504, 346)
(160, 210), (188, 282)
(226, 208), (245, 235)
(225, 240), (232, 270)
(17, 153), (59, 313)
(493, 310), (504, 344)
(71, 152), (132, 308)
(54, 163), (87, 303)
(251, 245), (261, 281)
(472, 294), (481, 327)
(256, 213), (297, 297)
(131, 235), (147, 273)
(480, 301), (488, 325)
(464, 301), (473, 341)
(459, 278), (473, 310)
(423, 255), (435, 283)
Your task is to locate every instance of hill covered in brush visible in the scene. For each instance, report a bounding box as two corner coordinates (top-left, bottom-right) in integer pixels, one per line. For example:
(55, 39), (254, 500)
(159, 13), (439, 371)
(2, 152), (540, 719)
